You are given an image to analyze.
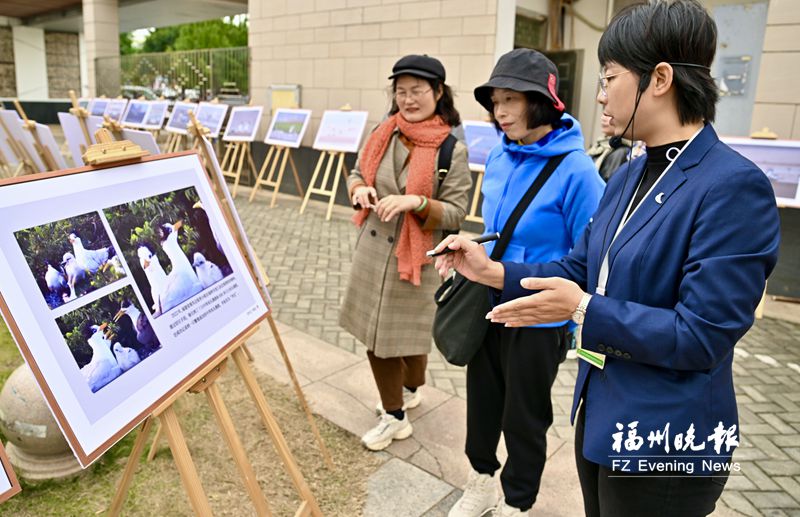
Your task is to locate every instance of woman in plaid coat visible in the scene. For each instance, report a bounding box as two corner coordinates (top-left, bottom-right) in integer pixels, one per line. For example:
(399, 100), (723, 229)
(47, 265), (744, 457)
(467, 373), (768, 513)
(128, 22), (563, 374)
(339, 54), (471, 451)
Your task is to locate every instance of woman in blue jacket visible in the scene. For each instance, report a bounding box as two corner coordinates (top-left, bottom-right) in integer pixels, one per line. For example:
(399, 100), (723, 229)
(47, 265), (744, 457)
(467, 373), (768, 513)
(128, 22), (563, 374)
(435, 2), (780, 516)
(448, 49), (604, 517)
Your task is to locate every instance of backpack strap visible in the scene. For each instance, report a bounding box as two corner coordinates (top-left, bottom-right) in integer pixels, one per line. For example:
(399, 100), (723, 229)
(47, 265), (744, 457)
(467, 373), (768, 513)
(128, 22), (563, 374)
(436, 134), (458, 188)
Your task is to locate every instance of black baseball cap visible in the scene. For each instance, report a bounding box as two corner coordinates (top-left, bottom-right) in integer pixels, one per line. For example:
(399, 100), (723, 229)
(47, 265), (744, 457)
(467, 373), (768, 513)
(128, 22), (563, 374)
(389, 54), (446, 82)
(474, 49), (565, 113)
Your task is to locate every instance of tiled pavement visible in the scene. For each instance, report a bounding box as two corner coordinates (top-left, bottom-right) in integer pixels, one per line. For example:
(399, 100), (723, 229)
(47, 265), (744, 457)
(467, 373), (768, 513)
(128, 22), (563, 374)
(237, 191), (799, 516)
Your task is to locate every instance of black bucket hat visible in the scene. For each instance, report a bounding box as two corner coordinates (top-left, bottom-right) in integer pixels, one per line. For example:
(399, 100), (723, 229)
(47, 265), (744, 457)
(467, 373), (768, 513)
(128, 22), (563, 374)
(474, 49), (565, 113)
(388, 54), (446, 82)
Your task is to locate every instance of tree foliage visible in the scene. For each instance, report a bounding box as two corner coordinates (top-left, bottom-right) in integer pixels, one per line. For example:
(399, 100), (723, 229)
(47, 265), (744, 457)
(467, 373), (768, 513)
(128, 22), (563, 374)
(124, 16), (248, 56)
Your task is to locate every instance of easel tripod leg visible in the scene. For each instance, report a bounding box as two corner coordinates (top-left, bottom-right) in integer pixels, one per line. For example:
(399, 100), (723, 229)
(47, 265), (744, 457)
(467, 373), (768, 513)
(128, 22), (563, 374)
(231, 347), (324, 517)
(160, 406), (213, 517)
(108, 417), (154, 517)
(205, 382), (273, 516)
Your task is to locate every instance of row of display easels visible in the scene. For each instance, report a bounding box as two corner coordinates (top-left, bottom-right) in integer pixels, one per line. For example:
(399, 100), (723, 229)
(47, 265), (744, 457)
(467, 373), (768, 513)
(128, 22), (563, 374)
(0, 102), (44, 176)
(84, 129), (326, 517)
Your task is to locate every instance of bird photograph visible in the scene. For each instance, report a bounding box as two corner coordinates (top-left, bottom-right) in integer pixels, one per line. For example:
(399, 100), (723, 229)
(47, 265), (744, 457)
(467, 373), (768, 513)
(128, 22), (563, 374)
(103, 186), (232, 318)
(15, 211), (125, 310)
(55, 285), (161, 393)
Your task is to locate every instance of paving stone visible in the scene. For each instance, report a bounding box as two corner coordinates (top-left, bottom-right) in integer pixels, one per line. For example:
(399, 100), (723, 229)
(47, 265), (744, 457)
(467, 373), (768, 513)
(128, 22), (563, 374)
(743, 491), (800, 510)
(758, 461), (800, 477)
(364, 458), (454, 517)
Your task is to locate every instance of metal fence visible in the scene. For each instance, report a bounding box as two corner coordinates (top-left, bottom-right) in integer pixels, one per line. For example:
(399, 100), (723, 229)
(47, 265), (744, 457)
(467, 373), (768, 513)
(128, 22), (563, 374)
(95, 47), (250, 100)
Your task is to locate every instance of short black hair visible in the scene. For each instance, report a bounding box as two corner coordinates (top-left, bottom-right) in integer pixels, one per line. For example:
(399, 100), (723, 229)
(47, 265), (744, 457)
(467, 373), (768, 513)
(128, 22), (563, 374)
(488, 91), (563, 132)
(389, 77), (462, 127)
(598, 0), (718, 124)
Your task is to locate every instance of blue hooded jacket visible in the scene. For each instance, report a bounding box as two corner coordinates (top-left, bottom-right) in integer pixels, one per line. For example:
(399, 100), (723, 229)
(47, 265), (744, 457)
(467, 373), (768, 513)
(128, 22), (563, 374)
(482, 114), (605, 327)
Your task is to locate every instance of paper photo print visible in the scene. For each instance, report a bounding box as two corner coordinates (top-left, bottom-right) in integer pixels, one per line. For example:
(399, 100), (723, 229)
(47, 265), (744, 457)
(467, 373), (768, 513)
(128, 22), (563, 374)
(312, 110), (369, 153)
(15, 211), (125, 310)
(143, 101), (169, 130)
(165, 102), (197, 135)
(264, 108), (312, 148)
(105, 99), (129, 122)
(104, 187), (232, 317)
(195, 103), (229, 139)
(88, 99), (109, 117)
(122, 101), (150, 127)
(463, 121), (502, 171)
(223, 106), (263, 142)
(55, 285), (161, 393)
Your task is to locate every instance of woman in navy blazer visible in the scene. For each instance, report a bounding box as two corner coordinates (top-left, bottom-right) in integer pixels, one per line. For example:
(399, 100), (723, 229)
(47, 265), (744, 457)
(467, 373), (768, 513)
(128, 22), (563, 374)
(433, 1), (780, 515)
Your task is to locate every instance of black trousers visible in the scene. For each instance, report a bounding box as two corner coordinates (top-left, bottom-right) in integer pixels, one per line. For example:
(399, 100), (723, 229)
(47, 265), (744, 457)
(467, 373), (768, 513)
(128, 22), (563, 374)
(575, 404), (728, 517)
(465, 323), (566, 511)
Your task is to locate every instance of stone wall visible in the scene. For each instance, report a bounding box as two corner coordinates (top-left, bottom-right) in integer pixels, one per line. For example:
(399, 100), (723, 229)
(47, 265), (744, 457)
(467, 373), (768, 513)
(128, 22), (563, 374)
(248, 0), (499, 145)
(45, 32), (81, 99)
(0, 27), (16, 97)
(751, 0), (800, 139)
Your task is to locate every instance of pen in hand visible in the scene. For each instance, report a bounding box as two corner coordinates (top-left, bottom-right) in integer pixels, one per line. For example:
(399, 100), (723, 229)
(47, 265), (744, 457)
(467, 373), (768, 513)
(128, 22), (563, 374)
(426, 232), (500, 257)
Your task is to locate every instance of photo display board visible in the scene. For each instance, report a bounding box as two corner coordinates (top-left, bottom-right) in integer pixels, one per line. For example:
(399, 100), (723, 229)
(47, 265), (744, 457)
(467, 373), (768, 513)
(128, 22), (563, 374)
(165, 102), (198, 135)
(222, 106), (263, 142)
(462, 121), (502, 172)
(105, 99), (129, 122)
(0, 442), (21, 503)
(0, 152), (270, 467)
(142, 101), (169, 130)
(722, 137), (800, 208)
(264, 108), (312, 148)
(35, 123), (68, 170)
(88, 99), (109, 117)
(195, 103), (229, 139)
(121, 100), (151, 128)
(58, 112), (89, 167)
(0, 109), (46, 172)
(312, 110), (369, 153)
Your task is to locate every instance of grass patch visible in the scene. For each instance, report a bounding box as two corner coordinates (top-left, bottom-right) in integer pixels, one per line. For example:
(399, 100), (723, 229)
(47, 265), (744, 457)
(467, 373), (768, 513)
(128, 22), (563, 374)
(0, 321), (383, 515)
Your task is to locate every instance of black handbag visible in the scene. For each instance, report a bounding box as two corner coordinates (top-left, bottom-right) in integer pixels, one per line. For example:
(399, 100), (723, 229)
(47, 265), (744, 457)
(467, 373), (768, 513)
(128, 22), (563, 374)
(432, 153), (568, 366)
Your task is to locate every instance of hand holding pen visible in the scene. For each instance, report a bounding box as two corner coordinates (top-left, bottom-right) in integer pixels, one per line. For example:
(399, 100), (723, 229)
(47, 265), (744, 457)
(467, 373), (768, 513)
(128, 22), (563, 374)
(426, 232), (500, 257)
(431, 233), (505, 288)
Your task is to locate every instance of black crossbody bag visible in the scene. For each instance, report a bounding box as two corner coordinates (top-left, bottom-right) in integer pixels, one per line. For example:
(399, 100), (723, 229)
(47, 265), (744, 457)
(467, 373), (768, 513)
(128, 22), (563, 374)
(432, 153), (568, 366)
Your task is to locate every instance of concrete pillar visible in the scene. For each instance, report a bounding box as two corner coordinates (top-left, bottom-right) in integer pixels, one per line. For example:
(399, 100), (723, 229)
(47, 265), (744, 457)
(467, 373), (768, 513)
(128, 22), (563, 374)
(82, 0), (120, 97)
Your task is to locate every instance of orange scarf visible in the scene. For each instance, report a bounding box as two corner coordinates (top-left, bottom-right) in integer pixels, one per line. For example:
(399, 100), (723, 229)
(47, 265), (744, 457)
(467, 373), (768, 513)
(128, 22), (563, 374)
(353, 113), (451, 286)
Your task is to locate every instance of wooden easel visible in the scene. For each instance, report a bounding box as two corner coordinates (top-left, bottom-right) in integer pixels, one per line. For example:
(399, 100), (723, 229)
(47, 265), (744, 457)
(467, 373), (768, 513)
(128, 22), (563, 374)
(164, 131), (186, 153)
(102, 115), (125, 141)
(13, 100), (59, 172)
(466, 167), (485, 224)
(92, 129), (325, 516)
(248, 144), (305, 207)
(68, 90), (94, 157)
(0, 105), (40, 176)
(300, 150), (349, 221)
(219, 139), (258, 198)
(193, 130), (334, 470)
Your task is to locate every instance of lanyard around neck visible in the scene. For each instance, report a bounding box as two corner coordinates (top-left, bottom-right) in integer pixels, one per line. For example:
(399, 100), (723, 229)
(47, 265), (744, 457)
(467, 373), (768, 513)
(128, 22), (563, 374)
(595, 127), (703, 296)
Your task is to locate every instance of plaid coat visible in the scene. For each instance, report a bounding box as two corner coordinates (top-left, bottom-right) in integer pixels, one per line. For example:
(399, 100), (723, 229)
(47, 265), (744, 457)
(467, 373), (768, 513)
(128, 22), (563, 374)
(339, 130), (471, 358)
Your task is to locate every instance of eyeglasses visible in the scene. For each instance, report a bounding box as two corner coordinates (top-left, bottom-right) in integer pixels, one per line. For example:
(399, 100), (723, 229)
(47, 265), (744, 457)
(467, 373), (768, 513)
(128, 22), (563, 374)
(394, 88), (432, 102)
(597, 70), (631, 96)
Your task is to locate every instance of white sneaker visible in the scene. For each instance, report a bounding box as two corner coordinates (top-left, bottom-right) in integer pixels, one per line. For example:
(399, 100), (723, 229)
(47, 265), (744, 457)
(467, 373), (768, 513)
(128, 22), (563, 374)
(448, 470), (498, 517)
(361, 413), (413, 451)
(375, 387), (422, 415)
(493, 501), (527, 516)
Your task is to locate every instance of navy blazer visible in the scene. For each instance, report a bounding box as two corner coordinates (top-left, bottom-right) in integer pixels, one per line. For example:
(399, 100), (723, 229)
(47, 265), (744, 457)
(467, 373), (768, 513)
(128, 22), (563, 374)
(499, 124), (780, 472)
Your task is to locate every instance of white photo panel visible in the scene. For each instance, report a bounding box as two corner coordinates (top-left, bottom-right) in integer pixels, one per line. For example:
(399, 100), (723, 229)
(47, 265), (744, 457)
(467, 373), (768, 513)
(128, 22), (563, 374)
(222, 106), (264, 142)
(142, 101), (169, 130)
(0, 110), (46, 172)
(0, 442), (21, 503)
(121, 101), (151, 128)
(0, 153), (270, 467)
(264, 108), (312, 149)
(195, 103), (229, 139)
(58, 112), (90, 167)
(105, 99), (129, 122)
(722, 137), (800, 208)
(462, 121), (503, 172)
(165, 102), (198, 135)
(312, 110), (369, 154)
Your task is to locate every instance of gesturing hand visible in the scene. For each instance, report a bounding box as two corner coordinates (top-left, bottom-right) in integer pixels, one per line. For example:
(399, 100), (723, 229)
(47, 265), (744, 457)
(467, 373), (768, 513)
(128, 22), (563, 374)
(486, 277), (585, 327)
(352, 186), (378, 210)
(375, 195), (422, 222)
